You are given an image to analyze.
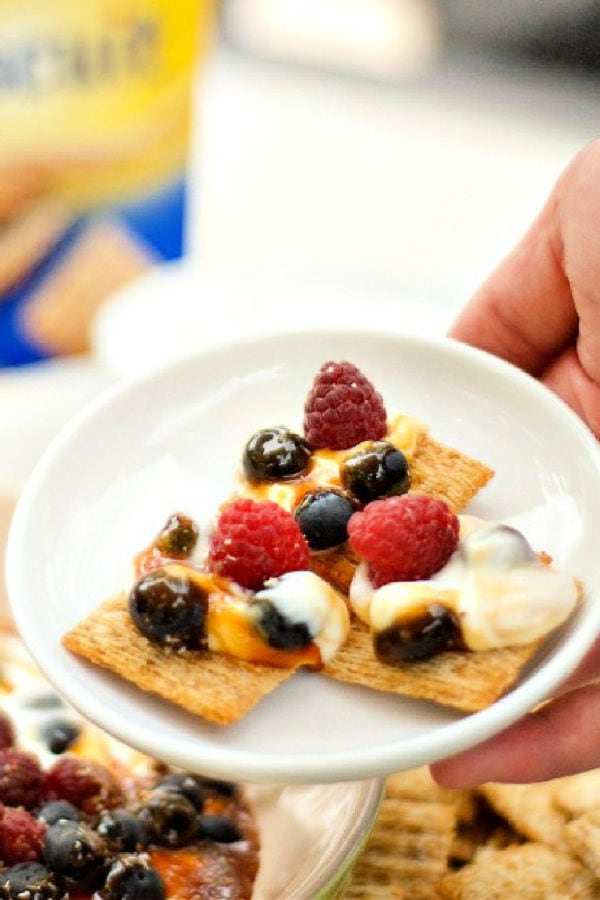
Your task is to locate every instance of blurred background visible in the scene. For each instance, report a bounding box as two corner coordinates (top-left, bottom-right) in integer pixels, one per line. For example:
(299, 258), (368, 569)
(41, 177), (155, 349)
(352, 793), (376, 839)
(0, 0), (599, 606)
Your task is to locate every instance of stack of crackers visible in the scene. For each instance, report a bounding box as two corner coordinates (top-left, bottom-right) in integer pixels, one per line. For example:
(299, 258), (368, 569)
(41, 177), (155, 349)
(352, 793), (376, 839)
(345, 765), (600, 898)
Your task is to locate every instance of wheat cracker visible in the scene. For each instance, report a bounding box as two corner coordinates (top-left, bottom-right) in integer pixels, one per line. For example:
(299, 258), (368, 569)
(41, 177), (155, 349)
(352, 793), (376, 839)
(62, 594), (292, 725)
(566, 809), (600, 879)
(22, 219), (154, 355)
(479, 782), (568, 850)
(325, 621), (541, 712)
(346, 788), (456, 900)
(555, 769), (600, 818)
(436, 842), (599, 899)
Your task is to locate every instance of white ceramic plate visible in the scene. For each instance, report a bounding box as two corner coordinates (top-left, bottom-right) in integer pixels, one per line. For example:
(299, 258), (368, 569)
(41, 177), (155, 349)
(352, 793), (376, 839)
(7, 329), (600, 783)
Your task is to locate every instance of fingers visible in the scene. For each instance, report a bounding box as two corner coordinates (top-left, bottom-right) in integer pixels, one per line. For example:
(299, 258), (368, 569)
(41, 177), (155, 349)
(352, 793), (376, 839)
(558, 634), (600, 694)
(540, 346), (600, 439)
(450, 140), (600, 380)
(448, 172), (576, 375)
(431, 683), (600, 788)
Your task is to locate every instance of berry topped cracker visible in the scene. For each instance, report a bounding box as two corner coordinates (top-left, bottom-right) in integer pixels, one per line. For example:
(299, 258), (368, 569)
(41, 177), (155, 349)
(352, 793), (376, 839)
(63, 361), (581, 724)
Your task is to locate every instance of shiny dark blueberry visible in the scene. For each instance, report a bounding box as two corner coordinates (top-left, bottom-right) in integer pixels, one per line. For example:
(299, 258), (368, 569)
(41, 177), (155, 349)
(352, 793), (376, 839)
(294, 489), (355, 550)
(138, 789), (198, 847)
(374, 603), (463, 664)
(96, 808), (150, 853)
(197, 814), (241, 844)
(154, 773), (205, 811)
(0, 863), (61, 900)
(43, 821), (107, 887)
(36, 800), (80, 826)
(243, 427), (311, 482)
(41, 718), (80, 755)
(156, 512), (199, 558)
(128, 567), (208, 650)
(100, 855), (165, 900)
(341, 441), (410, 505)
(252, 598), (312, 651)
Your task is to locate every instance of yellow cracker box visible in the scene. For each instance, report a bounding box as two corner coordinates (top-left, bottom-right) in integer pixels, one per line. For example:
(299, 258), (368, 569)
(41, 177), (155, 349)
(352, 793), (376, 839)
(0, 0), (213, 365)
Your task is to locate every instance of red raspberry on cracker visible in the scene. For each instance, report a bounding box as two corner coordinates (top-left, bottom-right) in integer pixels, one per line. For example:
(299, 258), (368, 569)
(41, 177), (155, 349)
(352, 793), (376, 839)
(208, 498), (310, 590)
(44, 757), (122, 816)
(0, 807), (46, 865)
(0, 749), (45, 810)
(348, 493), (459, 586)
(303, 360), (387, 450)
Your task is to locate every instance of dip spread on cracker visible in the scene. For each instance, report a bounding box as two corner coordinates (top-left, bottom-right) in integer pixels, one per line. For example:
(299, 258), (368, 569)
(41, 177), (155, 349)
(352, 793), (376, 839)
(63, 361), (581, 724)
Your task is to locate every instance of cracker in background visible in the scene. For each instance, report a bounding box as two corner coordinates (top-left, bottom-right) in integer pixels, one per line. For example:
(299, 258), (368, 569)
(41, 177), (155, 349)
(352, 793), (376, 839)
(436, 842), (599, 899)
(566, 809), (600, 879)
(480, 782), (569, 850)
(62, 594), (293, 725)
(0, 203), (71, 298)
(0, 162), (52, 221)
(555, 769), (600, 818)
(346, 781), (457, 900)
(22, 219), (154, 355)
(325, 620), (540, 712)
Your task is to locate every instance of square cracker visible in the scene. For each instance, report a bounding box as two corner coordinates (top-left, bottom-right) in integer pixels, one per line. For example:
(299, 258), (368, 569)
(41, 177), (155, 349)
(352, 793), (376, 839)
(62, 594), (292, 726)
(436, 842), (599, 899)
(566, 809), (600, 879)
(324, 621), (541, 713)
(346, 784), (457, 899)
(479, 782), (569, 850)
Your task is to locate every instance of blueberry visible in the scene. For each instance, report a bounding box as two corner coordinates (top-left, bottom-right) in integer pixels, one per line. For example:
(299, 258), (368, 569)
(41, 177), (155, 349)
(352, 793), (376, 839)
(43, 820), (107, 887)
(294, 490), (355, 550)
(252, 599), (312, 651)
(40, 718), (80, 755)
(0, 863), (61, 899)
(374, 603), (462, 664)
(129, 567), (208, 650)
(36, 800), (80, 826)
(156, 513), (199, 558)
(100, 855), (165, 900)
(197, 814), (241, 843)
(342, 441), (410, 505)
(154, 773), (204, 811)
(243, 427), (311, 482)
(137, 789), (198, 847)
(196, 777), (237, 799)
(96, 808), (150, 853)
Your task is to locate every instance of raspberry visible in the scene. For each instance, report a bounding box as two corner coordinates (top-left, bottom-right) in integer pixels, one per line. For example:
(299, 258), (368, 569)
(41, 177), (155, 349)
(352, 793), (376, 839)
(0, 712), (14, 750)
(303, 361), (387, 450)
(208, 498), (310, 590)
(347, 494), (459, 586)
(0, 807), (46, 865)
(0, 750), (45, 810)
(44, 757), (122, 816)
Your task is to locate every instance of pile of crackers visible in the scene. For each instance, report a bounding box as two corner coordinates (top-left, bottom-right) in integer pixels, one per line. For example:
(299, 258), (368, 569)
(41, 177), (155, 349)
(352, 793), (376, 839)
(345, 765), (600, 898)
